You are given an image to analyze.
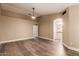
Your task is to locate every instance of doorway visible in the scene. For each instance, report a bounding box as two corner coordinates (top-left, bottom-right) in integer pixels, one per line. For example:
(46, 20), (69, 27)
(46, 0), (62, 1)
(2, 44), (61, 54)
(33, 24), (38, 38)
(53, 18), (63, 41)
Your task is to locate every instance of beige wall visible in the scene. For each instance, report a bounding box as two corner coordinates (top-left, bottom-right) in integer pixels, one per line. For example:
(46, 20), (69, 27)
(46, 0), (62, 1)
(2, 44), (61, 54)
(0, 10), (33, 43)
(38, 14), (62, 40)
(62, 8), (70, 45)
(38, 15), (50, 39)
(0, 6), (1, 15)
(68, 5), (79, 49)
(63, 5), (79, 49)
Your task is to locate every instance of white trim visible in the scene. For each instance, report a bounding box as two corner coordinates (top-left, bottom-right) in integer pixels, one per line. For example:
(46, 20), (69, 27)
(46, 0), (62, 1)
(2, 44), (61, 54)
(38, 36), (53, 41)
(0, 37), (34, 44)
(63, 43), (79, 52)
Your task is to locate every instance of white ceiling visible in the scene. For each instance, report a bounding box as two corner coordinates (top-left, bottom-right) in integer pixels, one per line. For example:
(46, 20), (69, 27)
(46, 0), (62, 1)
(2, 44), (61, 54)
(1, 3), (78, 16)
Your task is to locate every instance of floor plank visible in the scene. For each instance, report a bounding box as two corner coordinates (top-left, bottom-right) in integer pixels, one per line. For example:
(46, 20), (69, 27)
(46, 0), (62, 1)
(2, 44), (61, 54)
(0, 38), (79, 56)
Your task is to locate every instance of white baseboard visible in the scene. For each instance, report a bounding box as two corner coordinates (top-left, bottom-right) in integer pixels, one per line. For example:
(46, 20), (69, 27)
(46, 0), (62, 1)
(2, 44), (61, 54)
(63, 43), (79, 52)
(0, 37), (34, 44)
(38, 36), (53, 41)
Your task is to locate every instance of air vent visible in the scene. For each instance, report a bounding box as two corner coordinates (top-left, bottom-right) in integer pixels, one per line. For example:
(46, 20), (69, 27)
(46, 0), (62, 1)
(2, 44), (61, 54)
(62, 10), (66, 15)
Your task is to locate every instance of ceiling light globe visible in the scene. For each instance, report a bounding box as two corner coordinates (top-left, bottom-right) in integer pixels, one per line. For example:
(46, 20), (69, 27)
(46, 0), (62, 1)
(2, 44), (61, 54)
(32, 16), (36, 20)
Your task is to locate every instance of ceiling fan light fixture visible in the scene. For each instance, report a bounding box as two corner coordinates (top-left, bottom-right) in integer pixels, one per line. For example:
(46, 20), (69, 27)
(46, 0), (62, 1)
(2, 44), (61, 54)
(31, 16), (36, 20)
(31, 8), (36, 20)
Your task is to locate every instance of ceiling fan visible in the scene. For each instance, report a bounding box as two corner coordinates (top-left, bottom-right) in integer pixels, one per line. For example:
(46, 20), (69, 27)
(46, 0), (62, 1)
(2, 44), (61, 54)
(31, 8), (36, 20)
(28, 8), (36, 20)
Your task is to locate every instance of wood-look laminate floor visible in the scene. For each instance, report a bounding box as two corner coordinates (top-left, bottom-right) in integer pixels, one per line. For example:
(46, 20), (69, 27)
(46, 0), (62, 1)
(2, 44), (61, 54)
(0, 38), (79, 56)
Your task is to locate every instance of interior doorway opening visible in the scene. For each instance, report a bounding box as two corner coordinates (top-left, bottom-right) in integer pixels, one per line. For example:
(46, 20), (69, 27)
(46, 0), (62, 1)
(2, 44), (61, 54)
(33, 24), (38, 38)
(53, 18), (63, 41)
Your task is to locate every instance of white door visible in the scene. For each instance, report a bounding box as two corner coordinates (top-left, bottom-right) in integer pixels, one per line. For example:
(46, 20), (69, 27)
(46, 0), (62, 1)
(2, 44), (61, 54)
(33, 25), (38, 37)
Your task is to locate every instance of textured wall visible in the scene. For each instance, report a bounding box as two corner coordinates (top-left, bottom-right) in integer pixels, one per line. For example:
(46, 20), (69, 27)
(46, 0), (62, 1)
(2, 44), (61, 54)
(0, 10), (33, 43)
